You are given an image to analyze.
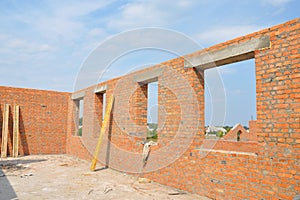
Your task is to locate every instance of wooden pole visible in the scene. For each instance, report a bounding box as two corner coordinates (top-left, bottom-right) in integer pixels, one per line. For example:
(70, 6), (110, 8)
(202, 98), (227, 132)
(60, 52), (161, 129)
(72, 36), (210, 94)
(1, 104), (9, 158)
(90, 95), (114, 171)
(13, 105), (20, 157)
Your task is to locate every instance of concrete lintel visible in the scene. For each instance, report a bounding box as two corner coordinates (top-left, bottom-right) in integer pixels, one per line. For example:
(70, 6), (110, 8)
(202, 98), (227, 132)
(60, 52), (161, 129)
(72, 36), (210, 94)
(197, 148), (257, 156)
(184, 36), (270, 70)
(71, 91), (85, 100)
(94, 85), (108, 94)
(134, 68), (163, 84)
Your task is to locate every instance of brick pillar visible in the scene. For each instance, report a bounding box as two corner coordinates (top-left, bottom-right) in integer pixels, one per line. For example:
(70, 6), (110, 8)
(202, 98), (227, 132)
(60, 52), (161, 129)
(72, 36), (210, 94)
(130, 83), (148, 136)
(255, 18), (300, 199)
(248, 120), (257, 141)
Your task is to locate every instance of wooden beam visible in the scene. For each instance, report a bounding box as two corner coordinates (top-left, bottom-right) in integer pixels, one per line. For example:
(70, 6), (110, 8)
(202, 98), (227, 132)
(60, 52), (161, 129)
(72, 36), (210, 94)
(1, 104), (9, 158)
(13, 105), (20, 157)
(90, 95), (115, 171)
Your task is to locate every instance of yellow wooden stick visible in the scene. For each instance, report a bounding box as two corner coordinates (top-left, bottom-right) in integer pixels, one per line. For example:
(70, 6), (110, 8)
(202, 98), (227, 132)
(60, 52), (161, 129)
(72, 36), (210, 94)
(90, 95), (115, 171)
(1, 104), (9, 158)
(13, 105), (20, 158)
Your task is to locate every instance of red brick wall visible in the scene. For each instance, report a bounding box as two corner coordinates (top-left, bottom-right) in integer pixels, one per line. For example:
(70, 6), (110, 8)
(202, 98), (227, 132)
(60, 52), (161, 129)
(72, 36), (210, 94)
(2, 19), (298, 199)
(0, 86), (69, 155)
(255, 18), (300, 199)
(202, 139), (258, 153)
(66, 18), (299, 199)
(0, 18), (295, 199)
(223, 122), (258, 142)
(249, 120), (257, 137)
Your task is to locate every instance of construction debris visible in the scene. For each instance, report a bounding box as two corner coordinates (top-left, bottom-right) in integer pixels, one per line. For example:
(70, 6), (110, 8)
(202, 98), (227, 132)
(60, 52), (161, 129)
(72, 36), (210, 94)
(0, 155), (209, 199)
(20, 173), (33, 178)
(142, 141), (157, 166)
(88, 189), (93, 195)
(103, 186), (113, 194)
(138, 177), (151, 183)
(168, 191), (187, 195)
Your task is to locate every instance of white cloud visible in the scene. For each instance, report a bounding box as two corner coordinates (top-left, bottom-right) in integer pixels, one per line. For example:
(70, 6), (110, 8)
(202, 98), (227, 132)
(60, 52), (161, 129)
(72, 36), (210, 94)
(218, 66), (237, 75)
(108, 2), (166, 29)
(87, 28), (107, 38)
(0, 0), (297, 93)
(176, 0), (195, 8)
(13, 1), (112, 41)
(107, 0), (197, 30)
(0, 1), (115, 91)
(263, 0), (293, 6)
(230, 89), (248, 95)
(0, 34), (10, 40)
(5, 38), (53, 54)
(196, 25), (264, 45)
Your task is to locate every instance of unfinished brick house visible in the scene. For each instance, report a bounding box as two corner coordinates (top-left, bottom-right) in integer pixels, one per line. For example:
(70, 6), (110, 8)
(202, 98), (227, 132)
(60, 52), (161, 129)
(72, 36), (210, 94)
(0, 18), (299, 199)
(222, 121), (258, 142)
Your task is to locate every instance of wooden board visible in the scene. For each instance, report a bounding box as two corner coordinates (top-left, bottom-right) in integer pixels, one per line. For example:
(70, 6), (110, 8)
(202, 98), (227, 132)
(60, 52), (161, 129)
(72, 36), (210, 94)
(90, 95), (114, 171)
(13, 105), (20, 157)
(1, 104), (9, 158)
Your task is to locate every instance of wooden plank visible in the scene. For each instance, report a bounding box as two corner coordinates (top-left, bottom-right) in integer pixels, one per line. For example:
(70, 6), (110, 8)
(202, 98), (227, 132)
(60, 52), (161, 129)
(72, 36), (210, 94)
(1, 104), (9, 158)
(13, 105), (20, 157)
(90, 95), (115, 171)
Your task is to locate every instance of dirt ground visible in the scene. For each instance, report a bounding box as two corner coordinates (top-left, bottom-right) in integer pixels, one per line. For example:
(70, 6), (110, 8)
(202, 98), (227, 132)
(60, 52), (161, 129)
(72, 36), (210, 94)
(0, 155), (210, 200)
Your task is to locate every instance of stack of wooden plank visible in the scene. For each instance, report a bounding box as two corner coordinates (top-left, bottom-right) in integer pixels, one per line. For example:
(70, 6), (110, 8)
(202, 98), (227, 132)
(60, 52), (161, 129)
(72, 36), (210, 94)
(1, 104), (19, 158)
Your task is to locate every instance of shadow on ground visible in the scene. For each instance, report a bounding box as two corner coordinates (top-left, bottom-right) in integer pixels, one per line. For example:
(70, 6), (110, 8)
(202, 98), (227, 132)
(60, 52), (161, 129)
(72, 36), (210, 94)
(0, 158), (46, 200)
(0, 167), (17, 200)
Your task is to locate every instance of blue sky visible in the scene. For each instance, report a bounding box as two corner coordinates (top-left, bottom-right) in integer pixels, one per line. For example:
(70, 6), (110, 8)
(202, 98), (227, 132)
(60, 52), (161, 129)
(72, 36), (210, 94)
(0, 0), (299, 126)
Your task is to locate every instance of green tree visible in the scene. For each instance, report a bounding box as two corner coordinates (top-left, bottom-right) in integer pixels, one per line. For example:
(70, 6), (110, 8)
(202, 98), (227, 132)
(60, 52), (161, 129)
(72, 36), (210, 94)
(216, 130), (224, 138)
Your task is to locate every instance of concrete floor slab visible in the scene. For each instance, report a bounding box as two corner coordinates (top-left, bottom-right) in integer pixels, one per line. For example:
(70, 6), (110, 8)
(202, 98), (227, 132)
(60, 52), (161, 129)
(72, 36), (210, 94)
(0, 155), (210, 200)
